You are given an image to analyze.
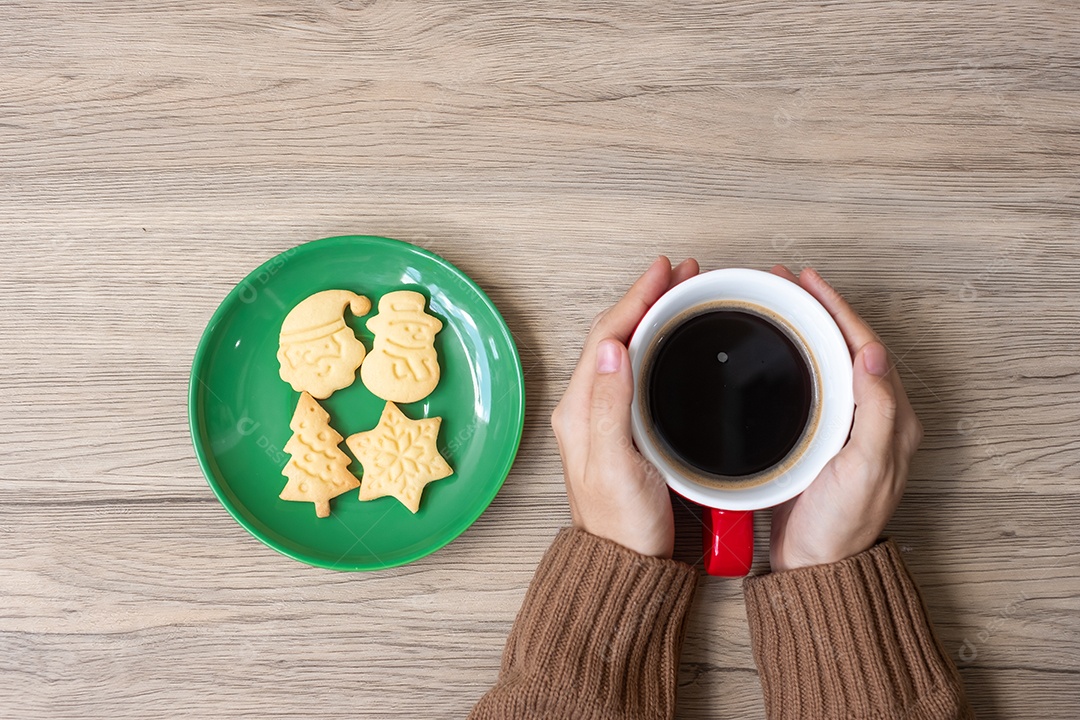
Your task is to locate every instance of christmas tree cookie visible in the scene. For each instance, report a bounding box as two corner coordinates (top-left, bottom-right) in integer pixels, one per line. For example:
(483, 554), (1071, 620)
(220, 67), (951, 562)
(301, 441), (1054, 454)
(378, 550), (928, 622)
(278, 290), (371, 400)
(345, 402), (453, 513)
(279, 392), (360, 518)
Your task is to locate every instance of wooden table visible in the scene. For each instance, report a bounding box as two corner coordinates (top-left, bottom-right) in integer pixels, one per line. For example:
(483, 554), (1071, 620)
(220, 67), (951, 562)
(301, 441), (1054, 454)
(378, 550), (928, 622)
(2, 2), (1077, 718)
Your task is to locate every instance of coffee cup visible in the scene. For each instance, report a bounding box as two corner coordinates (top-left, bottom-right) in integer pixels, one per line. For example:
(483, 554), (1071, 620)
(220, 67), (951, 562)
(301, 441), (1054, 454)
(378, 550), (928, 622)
(628, 268), (855, 576)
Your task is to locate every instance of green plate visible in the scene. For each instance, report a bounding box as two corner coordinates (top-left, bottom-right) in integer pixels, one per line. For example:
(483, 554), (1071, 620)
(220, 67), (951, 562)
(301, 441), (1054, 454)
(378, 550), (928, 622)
(189, 236), (525, 570)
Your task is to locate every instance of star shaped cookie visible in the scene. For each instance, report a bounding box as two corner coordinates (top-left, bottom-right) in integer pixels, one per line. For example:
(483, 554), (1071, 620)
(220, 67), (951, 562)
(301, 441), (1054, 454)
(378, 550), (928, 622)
(345, 402), (453, 513)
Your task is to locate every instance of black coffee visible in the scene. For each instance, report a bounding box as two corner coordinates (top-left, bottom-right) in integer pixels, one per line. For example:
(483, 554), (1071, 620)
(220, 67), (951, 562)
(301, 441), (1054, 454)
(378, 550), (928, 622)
(647, 309), (813, 477)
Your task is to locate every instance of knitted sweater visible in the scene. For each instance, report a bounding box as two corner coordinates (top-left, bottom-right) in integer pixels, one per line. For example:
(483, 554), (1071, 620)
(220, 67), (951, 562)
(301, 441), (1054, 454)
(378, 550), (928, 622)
(469, 528), (973, 719)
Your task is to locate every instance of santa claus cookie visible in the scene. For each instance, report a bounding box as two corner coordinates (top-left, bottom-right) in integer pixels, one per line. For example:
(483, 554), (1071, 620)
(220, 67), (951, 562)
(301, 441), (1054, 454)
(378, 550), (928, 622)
(360, 290), (443, 403)
(277, 290), (371, 399)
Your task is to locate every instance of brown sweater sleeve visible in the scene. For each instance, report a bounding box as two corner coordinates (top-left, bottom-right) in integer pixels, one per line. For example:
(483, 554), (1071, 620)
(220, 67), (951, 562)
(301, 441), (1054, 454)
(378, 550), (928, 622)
(743, 540), (974, 720)
(468, 528), (699, 720)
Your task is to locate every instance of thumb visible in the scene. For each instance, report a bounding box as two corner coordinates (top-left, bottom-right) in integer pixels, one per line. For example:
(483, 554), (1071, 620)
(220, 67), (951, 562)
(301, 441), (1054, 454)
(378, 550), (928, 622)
(589, 339), (635, 458)
(847, 341), (898, 460)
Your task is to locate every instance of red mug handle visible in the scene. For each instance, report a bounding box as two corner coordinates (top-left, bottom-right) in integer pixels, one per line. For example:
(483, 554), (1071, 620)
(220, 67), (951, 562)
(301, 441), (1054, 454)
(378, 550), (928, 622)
(703, 508), (754, 576)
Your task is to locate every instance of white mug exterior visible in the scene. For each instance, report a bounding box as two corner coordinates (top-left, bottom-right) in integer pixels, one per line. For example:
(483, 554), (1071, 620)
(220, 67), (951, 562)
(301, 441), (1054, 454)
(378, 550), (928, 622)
(628, 268), (855, 512)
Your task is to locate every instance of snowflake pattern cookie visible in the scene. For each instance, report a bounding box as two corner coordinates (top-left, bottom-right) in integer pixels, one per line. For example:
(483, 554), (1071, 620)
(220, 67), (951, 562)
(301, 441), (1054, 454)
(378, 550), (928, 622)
(345, 401), (453, 514)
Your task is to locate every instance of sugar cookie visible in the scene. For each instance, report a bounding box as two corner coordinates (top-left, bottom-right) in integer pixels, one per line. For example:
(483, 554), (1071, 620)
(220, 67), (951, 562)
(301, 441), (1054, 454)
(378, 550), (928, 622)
(360, 290), (443, 403)
(345, 401), (453, 514)
(279, 392), (360, 518)
(278, 290), (371, 399)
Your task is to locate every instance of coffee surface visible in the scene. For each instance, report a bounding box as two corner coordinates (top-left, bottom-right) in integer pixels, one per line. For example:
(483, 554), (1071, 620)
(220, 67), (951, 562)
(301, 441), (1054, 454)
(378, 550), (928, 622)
(647, 309), (812, 477)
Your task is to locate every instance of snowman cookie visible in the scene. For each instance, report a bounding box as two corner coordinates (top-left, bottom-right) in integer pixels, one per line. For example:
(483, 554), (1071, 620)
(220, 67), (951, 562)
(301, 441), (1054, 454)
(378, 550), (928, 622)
(277, 290), (371, 399)
(360, 290), (443, 403)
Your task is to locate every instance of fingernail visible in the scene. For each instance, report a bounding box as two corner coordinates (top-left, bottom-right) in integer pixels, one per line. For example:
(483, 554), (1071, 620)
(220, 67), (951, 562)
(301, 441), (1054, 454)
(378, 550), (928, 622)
(863, 343), (889, 376)
(597, 340), (621, 374)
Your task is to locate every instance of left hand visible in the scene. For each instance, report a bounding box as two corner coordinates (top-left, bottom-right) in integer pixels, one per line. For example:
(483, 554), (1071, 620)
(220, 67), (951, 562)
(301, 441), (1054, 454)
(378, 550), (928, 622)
(551, 256), (700, 558)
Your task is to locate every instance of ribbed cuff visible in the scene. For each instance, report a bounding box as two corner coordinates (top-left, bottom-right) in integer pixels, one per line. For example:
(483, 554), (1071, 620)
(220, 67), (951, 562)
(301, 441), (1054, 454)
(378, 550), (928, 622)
(743, 541), (973, 720)
(473, 528), (699, 720)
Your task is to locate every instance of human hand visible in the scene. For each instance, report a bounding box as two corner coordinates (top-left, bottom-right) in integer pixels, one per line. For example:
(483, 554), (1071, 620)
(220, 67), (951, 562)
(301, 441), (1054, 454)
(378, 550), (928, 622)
(551, 256), (700, 558)
(766, 266), (924, 572)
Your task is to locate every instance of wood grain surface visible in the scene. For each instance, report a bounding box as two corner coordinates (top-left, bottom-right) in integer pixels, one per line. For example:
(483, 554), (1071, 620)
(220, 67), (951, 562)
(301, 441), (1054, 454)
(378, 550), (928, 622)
(2, 1), (1078, 718)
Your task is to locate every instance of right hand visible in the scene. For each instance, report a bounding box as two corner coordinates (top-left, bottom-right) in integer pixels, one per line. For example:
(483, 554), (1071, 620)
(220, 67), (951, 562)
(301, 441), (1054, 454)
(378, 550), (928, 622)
(767, 266), (924, 572)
